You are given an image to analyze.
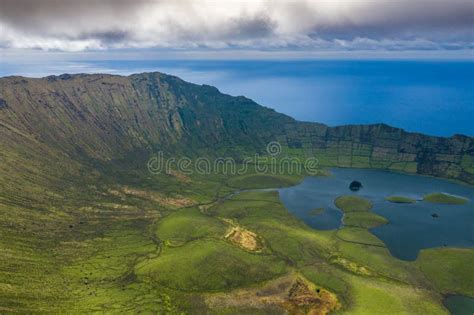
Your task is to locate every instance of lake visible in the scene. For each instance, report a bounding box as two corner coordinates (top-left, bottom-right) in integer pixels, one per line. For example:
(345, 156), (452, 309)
(278, 168), (474, 261)
(444, 296), (474, 315)
(1, 59), (473, 137)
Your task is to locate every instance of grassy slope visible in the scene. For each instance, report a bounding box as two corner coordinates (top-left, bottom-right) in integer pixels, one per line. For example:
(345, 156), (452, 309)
(0, 136), (470, 314)
(1, 73), (473, 313)
(0, 152), (223, 312)
(416, 248), (474, 296)
(2, 164), (472, 313)
(155, 207), (227, 245)
(208, 189), (448, 314)
(135, 239), (287, 292)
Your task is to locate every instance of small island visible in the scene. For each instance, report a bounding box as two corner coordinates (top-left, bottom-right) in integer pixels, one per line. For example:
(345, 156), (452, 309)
(423, 192), (469, 205)
(335, 195), (388, 228)
(385, 196), (417, 204)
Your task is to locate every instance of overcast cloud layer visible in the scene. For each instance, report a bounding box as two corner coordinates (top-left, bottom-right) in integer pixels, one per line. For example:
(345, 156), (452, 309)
(0, 0), (473, 52)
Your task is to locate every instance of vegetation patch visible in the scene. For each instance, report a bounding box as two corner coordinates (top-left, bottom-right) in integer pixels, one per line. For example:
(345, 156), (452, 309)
(135, 239), (287, 292)
(335, 196), (373, 212)
(423, 192), (469, 205)
(385, 196), (417, 203)
(299, 265), (349, 295)
(209, 191), (337, 265)
(416, 248), (474, 296)
(156, 208), (227, 245)
(334, 195), (387, 228)
(344, 275), (447, 315)
(336, 228), (385, 247)
(333, 238), (421, 284)
(343, 212), (388, 229)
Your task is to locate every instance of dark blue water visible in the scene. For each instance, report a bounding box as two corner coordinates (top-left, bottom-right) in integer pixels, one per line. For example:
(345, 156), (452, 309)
(278, 168), (474, 261)
(1, 60), (473, 137)
(444, 296), (474, 315)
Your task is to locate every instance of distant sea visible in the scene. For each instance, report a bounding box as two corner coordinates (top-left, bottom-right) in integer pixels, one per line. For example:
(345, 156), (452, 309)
(1, 59), (473, 137)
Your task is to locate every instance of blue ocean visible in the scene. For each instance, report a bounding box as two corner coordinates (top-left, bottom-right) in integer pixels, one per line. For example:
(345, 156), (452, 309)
(2, 59), (473, 137)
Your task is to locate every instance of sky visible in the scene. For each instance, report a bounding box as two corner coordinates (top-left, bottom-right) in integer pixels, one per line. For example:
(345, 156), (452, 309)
(0, 1), (473, 136)
(0, 0), (473, 59)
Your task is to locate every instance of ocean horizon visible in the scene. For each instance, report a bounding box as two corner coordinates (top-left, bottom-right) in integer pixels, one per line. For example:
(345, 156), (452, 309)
(2, 59), (473, 137)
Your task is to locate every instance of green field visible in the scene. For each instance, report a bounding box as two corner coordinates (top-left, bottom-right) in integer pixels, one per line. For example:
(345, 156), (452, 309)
(416, 248), (474, 296)
(1, 68), (474, 314)
(1, 167), (472, 313)
(136, 239), (287, 292)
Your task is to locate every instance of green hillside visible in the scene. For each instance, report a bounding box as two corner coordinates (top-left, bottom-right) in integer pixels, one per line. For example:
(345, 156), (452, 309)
(0, 72), (473, 313)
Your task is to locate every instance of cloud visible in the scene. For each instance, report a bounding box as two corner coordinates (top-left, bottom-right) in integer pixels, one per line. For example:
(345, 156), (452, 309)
(0, 0), (472, 52)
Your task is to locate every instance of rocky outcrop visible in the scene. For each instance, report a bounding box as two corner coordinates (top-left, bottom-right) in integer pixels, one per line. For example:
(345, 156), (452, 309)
(278, 122), (474, 184)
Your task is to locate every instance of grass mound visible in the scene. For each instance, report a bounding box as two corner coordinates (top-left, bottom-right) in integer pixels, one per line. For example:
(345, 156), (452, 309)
(335, 196), (373, 212)
(423, 192), (469, 205)
(135, 239), (287, 292)
(334, 195), (386, 228)
(156, 208), (226, 245)
(343, 212), (388, 228)
(385, 196), (417, 203)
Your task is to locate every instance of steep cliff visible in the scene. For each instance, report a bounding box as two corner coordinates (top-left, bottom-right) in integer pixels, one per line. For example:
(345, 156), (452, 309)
(1, 72), (473, 186)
